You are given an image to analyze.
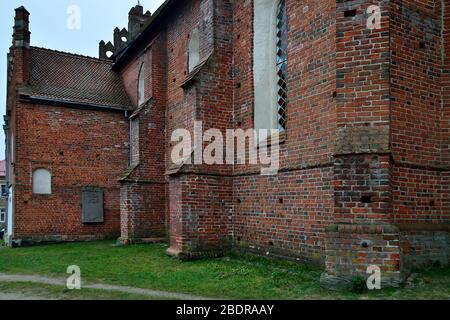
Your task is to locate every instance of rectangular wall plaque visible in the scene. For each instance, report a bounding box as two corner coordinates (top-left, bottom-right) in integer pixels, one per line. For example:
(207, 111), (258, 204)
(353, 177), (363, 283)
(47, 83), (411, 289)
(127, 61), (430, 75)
(81, 187), (104, 224)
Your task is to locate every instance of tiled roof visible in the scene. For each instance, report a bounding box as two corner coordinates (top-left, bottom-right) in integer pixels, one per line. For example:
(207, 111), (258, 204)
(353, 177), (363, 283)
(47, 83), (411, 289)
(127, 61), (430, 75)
(23, 47), (132, 110)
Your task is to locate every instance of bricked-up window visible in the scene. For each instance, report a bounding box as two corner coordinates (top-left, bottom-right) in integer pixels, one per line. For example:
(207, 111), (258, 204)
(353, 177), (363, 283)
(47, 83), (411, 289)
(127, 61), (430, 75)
(276, 0), (287, 131)
(188, 28), (200, 73)
(138, 63), (145, 106)
(32, 169), (51, 195)
(130, 118), (139, 165)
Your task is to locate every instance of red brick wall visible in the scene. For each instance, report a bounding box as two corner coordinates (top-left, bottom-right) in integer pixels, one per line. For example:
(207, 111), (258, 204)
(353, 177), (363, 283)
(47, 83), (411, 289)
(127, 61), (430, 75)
(323, 0), (398, 286)
(391, 0), (442, 166)
(400, 230), (450, 273)
(118, 32), (167, 241)
(12, 103), (129, 241)
(231, 0), (337, 262)
(393, 166), (448, 223)
(120, 182), (166, 240)
(234, 167), (333, 264)
(120, 57), (141, 108)
(168, 174), (233, 257)
(390, 0), (449, 224)
(323, 224), (402, 288)
(443, 0), (450, 166)
(168, 177), (182, 253)
(334, 154), (393, 224)
(122, 34), (167, 181)
(164, 0), (235, 255)
(336, 0), (390, 129)
(442, 1), (450, 220)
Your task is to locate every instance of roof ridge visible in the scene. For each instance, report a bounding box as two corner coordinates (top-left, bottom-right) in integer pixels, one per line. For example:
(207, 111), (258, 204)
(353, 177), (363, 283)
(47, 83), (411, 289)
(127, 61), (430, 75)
(30, 46), (112, 63)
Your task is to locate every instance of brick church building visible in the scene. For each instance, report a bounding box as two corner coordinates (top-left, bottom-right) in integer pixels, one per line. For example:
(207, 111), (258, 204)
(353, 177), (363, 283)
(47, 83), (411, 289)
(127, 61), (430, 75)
(4, 0), (450, 288)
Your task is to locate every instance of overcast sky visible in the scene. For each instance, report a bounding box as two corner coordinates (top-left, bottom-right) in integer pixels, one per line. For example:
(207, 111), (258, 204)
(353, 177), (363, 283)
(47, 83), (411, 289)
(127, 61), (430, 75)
(0, 0), (165, 160)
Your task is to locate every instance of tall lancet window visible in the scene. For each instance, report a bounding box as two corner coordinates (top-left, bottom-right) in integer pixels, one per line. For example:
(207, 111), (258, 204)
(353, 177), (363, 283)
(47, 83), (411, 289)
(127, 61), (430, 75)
(138, 63), (145, 106)
(276, 0), (287, 131)
(253, 0), (288, 137)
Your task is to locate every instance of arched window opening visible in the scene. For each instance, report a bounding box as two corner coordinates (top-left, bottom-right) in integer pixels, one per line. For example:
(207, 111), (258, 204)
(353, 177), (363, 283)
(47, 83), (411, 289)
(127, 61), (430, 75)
(138, 63), (145, 106)
(33, 169), (51, 195)
(276, 0), (287, 131)
(188, 28), (200, 73)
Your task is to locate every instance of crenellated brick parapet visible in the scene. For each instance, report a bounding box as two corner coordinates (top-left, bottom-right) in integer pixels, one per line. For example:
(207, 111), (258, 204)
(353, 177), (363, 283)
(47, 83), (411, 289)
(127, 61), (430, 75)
(98, 5), (151, 59)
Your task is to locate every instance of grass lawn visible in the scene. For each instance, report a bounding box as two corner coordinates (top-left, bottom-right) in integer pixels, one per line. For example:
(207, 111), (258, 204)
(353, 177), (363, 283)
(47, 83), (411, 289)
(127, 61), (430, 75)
(0, 241), (449, 299)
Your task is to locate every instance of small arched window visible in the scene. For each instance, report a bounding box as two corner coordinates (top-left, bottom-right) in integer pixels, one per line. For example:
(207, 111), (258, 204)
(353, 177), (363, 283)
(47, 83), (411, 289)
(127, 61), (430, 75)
(275, 0), (287, 131)
(188, 28), (200, 73)
(138, 63), (145, 106)
(33, 169), (51, 195)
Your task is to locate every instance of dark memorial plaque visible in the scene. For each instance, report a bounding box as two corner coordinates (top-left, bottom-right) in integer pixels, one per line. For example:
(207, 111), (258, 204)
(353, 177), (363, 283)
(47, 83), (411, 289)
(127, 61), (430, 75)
(81, 187), (104, 223)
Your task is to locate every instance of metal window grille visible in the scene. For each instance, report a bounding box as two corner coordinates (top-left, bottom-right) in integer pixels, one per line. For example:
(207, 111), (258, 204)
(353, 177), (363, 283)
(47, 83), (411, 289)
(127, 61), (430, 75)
(276, 0), (287, 131)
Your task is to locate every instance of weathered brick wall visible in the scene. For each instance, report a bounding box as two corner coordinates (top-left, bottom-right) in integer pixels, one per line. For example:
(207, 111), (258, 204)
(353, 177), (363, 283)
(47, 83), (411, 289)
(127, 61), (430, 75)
(393, 166), (448, 223)
(400, 230), (450, 274)
(7, 0), (449, 287)
(334, 154), (393, 224)
(164, 0), (207, 256)
(322, 224), (402, 288)
(118, 31), (167, 242)
(335, 0), (390, 130)
(323, 0), (396, 288)
(12, 103), (129, 242)
(391, 0), (442, 167)
(166, 0), (234, 256)
(443, 0), (450, 166)
(120, 182), (166, 241)
(233, 0), (336, 173)
(324, 154), (402, 287)
(167, 174), (233, 257)
(391, 0), (449, 224)
(119, 34), (167, 182)
(168, 177), (182, 253)
(119, 57), (141, 108)
(441, 1), (450, 226)
(232, 0), (336, 263)
(233, 167), (333, 264)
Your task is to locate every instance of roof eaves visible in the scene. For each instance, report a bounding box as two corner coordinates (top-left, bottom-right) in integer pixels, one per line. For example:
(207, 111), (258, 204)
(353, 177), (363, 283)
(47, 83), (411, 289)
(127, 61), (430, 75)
(19, 94), (132, 113)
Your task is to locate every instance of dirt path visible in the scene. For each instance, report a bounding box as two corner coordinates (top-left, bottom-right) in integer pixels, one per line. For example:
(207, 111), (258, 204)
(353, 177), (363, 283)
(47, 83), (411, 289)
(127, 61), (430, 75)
(0, 273), (213, 300)
(0, 292), (50, 300)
